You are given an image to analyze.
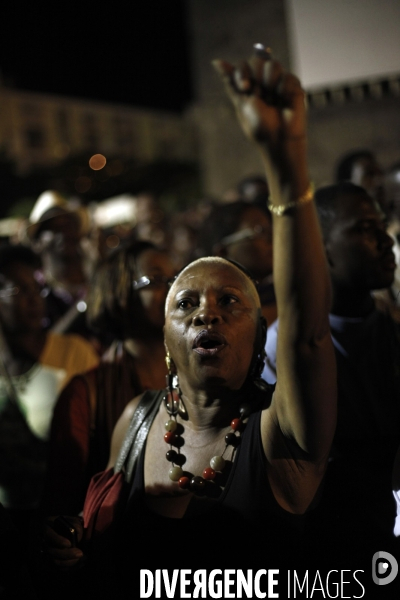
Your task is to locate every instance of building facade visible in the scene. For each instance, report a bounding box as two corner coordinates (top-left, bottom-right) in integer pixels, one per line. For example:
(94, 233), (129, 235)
(0, 86), (198, 176)
(187, 0), (400, 196)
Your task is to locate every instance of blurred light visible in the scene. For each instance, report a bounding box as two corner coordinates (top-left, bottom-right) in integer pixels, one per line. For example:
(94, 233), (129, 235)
(75, 176), (92, 193)
(89, 154), (107, 170)
(106, 235), (120, 249)
(0, 218), (23, 237)
(77, 301), (87, 313)
(93, 195), (137, 227)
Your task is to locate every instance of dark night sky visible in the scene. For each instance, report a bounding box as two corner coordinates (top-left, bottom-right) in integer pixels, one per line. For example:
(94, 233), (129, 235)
(1, 1), (193, 112)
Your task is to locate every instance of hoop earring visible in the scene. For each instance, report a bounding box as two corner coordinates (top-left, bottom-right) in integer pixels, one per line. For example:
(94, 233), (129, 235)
(165, 351), (173, 373)
(164, 353), (187, 417)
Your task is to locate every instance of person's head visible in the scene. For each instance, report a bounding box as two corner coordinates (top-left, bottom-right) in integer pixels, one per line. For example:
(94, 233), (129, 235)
(335, 150), (384, 207)
(27, 191), (87, 264)
(87, 240), (175, 340)
(164, 257), (266, 395)
(315, 182), (395, 293)
(0, 244), (44, 334)
(197, 201), (272, 281)
(35, 213), (84, 262)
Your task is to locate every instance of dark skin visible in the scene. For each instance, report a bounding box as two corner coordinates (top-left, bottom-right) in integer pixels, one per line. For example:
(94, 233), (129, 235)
(165, 262), (259, 395)
(326, 192), (395, 317)
(45, 54), (336, 568)
(144, 261), (260, 517)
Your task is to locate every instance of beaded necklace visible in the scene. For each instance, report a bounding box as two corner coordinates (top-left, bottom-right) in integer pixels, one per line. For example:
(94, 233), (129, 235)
(163, 386), (252, 496)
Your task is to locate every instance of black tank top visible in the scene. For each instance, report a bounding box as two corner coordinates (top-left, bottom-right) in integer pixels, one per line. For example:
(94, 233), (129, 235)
(83, 399), (313, 597)
(127, 409), (302, 525)
(116, 406), (305, 569)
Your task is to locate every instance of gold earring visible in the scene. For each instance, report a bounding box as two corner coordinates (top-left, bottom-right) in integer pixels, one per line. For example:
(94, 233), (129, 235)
(165, 351), (172, 372)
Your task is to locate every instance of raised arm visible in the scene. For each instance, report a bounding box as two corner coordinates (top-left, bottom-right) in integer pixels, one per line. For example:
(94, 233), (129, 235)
(213, 49), (336, 511)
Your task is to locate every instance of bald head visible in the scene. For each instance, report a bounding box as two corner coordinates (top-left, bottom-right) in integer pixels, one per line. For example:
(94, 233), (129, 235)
(165, 256), (261, 316)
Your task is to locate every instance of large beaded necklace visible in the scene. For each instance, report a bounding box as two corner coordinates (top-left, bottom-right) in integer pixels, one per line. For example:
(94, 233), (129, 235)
(163, 382), (252, 496)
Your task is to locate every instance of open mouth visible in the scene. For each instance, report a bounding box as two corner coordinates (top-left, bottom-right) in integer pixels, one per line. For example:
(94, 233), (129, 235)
(192, 330), (227, 357)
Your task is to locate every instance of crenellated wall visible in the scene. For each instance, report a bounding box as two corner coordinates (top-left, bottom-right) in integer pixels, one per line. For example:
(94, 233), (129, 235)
(187, 0), (400, 197)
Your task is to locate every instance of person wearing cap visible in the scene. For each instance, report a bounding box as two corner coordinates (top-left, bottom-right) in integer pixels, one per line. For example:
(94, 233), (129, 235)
(26, 191), (97, 345)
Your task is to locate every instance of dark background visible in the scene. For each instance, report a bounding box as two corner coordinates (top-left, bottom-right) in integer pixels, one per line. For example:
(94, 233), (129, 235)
(1, 1), (193, 112)
(0, 1), (197, 217)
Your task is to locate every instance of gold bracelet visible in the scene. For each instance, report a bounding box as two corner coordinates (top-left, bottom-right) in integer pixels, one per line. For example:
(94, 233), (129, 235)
(268, 184), (314, 217)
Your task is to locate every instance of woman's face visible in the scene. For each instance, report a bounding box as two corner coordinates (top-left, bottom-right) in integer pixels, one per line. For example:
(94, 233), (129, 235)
(135, 249), (176, 330)
(164, 260), (260, 393)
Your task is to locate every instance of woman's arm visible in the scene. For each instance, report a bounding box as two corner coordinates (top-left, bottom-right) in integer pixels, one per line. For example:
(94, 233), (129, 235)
(214, 51), (336, 512)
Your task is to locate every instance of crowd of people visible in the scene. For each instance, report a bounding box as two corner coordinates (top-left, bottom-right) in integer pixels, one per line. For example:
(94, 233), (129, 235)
(0, 47), (400, 599)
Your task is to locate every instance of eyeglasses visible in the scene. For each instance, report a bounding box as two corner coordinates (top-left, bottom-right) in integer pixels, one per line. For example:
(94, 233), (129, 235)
(132, 275), (173, 291)
(220, 225), (272, 247)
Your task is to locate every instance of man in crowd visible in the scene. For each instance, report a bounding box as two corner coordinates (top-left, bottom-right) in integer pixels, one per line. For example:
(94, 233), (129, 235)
(263, 181), (400, 543)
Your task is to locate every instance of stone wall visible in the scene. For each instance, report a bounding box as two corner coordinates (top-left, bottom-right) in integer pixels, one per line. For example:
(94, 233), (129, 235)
(187, 0), (400, 197)
(187, 0), (290, 198)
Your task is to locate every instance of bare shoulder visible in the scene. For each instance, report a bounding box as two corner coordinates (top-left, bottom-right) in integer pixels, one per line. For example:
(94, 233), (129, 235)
(107, 394), (143, 469)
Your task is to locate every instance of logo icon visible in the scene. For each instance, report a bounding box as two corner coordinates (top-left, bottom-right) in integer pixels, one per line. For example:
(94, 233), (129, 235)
(372, 551), (398, 585)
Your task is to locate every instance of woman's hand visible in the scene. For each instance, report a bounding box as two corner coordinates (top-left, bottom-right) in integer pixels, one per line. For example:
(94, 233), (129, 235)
(43, 516), (85, 569)
(212, 47), (308, 198)
(213, 50), (305, 142)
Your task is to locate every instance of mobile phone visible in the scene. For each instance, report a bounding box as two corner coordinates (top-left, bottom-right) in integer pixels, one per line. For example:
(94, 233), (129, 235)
(52, 515), (78, 547)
